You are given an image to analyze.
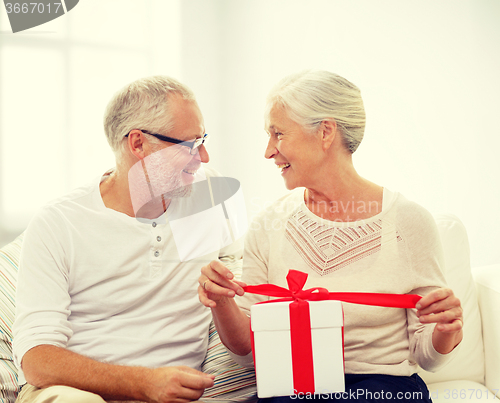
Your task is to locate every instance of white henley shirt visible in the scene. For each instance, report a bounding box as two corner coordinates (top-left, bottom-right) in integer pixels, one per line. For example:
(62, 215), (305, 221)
(13, 166), (243, 384)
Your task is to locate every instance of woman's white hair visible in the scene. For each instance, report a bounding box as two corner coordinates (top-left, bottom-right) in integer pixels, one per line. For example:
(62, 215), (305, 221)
(265, 70), (366, 153)
(103, 75), (196, 154)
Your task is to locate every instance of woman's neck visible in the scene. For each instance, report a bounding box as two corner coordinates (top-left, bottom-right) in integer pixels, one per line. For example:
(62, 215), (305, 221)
(304, 164), (383, 222)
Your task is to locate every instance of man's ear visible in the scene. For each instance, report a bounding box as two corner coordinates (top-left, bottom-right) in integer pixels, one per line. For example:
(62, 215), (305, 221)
(127, 130), (147, 160)
(320, 119), (337, 151)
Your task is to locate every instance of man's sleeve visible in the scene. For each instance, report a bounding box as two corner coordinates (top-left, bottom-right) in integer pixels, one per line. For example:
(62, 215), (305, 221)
(13, 206), (73, 369)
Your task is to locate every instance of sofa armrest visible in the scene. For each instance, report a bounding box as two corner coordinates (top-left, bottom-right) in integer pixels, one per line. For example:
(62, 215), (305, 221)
(473, 264), (500, 394)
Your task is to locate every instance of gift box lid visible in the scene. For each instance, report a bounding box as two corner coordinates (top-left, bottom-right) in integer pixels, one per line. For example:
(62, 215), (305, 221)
(251, 300), (343, 332)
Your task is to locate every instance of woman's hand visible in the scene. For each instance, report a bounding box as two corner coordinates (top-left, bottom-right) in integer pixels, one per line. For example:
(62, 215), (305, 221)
(198, 260), (246, 309)
(416, 288), (463, 354)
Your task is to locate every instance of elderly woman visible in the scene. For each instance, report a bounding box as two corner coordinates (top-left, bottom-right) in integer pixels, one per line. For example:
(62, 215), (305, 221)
(199, 70), (463, 402)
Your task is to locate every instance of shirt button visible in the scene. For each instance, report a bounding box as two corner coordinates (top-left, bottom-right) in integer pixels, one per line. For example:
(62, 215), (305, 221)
(157, 236), (162, 242)
(154, 251), (160, 257)
(152, 222), (157, 228)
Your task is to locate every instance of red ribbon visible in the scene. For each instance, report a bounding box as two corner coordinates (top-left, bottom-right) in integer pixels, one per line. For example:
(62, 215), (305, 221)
(244, 270), (422, 395)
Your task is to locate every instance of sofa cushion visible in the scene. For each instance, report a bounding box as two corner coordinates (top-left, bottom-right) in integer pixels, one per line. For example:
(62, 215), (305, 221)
(0, 213), (484, 400)
(419, 214), (484, 385)
(427, 380), (498, 402)
(0, 233), (23, 403)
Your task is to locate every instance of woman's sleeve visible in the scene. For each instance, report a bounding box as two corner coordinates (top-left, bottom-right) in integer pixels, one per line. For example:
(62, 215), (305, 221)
(235, 211), (272, 316)
(407, 288), (460, 372)
(402, 204), (460, 371)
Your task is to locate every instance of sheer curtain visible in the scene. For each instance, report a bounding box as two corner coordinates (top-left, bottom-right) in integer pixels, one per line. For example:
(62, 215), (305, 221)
(0, 0), (181, 245)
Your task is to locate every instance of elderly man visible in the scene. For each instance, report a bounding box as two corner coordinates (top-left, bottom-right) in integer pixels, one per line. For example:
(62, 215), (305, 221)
(13, 76), (242, 403)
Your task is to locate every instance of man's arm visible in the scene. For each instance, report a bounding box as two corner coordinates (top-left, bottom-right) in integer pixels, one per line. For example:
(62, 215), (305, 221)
(22, 345), (214, 403)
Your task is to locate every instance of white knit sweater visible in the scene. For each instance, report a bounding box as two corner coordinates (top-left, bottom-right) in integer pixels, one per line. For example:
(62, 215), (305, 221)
(236, 188), (454, 376)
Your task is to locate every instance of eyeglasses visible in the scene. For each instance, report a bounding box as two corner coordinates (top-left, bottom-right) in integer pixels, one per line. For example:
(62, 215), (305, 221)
(126, 130), (209, 155)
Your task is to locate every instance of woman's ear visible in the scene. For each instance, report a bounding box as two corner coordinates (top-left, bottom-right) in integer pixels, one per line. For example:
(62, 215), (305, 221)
(320, 119), (337, 151)
(127, 130), (147, 160)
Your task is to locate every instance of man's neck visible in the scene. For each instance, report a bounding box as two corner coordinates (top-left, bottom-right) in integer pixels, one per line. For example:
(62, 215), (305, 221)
(100, 169), (171, 219)
(100, 169), (136, 217)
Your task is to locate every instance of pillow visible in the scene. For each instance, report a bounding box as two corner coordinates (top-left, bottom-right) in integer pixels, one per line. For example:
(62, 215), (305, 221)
(0, 233), (24, 403)
(201, 321), (257, 402)
(419, 214), (484, 385)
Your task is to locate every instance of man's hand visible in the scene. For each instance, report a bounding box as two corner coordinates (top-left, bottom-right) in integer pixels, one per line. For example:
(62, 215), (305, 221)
(198, 260), (246, 308)
(146, 366), (214, 403)
(416, 287), (463, 354)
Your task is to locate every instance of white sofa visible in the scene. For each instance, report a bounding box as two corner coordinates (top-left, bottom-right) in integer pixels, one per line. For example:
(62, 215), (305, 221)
(0, 213), (498, 402)
(418, 214), (500, 402)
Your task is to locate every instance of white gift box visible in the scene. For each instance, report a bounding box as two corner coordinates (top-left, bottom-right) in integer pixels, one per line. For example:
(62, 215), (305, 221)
(251, 300), (345, 398)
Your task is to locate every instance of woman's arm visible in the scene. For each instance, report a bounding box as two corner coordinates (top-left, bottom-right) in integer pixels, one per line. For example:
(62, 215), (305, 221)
(198, 260), (252, 355)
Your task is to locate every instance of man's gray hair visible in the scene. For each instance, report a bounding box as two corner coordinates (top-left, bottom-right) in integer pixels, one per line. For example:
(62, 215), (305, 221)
(265, 70), (366, 153)
(103, 75), (196, 153)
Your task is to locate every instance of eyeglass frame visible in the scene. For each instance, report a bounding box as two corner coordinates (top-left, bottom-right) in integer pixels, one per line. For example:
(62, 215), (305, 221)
(125, 130), (209, 155)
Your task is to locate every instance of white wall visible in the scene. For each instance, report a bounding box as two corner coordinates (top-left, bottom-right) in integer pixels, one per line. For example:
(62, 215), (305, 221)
(181, 0), (500, 268)
(1, 0), (499, 268)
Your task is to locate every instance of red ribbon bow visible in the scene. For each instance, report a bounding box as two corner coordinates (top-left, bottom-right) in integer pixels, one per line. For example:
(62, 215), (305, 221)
(244, 270), (422, 395)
